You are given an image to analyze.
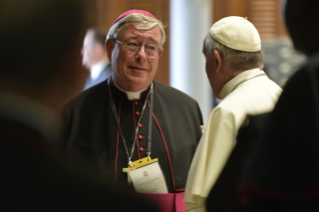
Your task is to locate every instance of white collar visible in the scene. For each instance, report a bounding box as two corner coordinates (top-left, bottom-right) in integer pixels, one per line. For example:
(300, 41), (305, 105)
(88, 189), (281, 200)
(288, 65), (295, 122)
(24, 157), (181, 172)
(90, 57), (109, 80)
(220, 68), (266, 99)
(112, 77), (148, 101)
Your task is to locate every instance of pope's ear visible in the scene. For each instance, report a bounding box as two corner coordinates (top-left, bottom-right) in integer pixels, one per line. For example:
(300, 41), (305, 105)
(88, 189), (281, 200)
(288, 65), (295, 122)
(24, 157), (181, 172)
(105, 39), (114, 61)
(214, 49), (222, 73)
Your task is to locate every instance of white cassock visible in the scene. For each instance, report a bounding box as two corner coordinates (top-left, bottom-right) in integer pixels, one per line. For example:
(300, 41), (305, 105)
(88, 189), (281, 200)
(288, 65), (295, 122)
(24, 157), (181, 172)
(184, 68), (283, 212)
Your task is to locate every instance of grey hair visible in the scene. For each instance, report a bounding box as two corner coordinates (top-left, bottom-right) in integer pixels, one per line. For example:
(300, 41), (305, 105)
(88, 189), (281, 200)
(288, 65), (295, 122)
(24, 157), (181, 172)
(204, 34), (263, 70)
(107, 13), (166, 46)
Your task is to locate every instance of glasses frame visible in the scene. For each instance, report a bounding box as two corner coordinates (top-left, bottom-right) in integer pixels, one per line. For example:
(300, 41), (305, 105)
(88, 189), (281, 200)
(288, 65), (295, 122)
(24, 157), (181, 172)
(112, 38), (161, 59)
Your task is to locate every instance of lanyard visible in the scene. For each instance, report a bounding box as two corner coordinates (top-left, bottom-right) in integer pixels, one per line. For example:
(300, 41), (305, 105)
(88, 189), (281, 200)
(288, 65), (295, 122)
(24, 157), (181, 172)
(107, 78), (154, 166)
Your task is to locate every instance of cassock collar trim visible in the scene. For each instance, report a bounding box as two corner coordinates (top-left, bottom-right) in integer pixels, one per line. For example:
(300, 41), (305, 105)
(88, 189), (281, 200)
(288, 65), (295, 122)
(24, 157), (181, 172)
(112, 77), (148, 101)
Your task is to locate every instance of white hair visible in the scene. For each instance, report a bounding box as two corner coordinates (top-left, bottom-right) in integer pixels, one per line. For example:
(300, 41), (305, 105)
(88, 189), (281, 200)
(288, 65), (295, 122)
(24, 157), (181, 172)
(107, 13), (166, 46)
(205, 34), (263, 70)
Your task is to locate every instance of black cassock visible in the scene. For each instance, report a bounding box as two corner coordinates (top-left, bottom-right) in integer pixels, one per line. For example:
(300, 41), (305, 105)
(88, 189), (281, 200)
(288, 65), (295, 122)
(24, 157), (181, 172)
(56, 79), (203, 193)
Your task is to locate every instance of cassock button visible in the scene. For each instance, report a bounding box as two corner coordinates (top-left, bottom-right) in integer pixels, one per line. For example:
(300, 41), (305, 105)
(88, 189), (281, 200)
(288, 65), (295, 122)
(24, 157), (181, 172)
(140, 147), (146, 152)
(136, 111), (141, 115)
(138, 123), (143, 128)
(134, 101), (139, 105)
(138, 135), (145, 140)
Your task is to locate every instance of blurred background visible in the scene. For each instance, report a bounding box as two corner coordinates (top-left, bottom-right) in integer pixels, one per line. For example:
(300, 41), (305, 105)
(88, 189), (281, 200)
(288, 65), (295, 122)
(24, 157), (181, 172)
(65, 0), (305, 124)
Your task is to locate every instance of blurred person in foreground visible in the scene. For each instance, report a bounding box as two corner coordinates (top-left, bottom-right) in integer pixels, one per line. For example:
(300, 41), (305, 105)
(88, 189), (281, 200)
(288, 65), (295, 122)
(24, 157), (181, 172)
(0, 1), (158, 211)
(205, 0), (319, 211)
(54, 9), (203, 212)
(184, 16), (282, 211)
(82, 28), (112, 90)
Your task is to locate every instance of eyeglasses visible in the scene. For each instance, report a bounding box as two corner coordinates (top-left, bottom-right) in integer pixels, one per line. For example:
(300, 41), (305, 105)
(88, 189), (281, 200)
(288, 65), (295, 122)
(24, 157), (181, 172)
(112, 39), (161, 58)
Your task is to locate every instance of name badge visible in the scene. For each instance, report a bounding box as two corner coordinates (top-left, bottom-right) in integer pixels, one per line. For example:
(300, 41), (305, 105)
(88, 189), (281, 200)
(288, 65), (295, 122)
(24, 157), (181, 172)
(124, 157), (168, 193)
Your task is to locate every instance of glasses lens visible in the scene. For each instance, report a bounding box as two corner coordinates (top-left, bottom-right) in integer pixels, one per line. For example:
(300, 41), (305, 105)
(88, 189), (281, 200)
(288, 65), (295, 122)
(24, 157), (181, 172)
(125, 43), (139, 55)
(124, 42), (159, 58)
(145, 45), (159, 58)
(146, 51), (155, 58)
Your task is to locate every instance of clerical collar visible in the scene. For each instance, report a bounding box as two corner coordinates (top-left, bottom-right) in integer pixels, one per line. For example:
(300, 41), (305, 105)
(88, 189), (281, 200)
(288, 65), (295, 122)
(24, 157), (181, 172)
(90, 57), (109, 80)
(112, 77), (148, 101)
(220, 68), (267, 99)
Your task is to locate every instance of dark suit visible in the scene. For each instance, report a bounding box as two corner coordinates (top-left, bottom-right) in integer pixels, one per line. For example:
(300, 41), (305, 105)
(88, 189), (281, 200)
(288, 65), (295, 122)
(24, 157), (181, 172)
(206, 52), (319, 211)
(0, 105), (159, 211)
(56, 80), (203, 193)
(83, 63), (112, 90)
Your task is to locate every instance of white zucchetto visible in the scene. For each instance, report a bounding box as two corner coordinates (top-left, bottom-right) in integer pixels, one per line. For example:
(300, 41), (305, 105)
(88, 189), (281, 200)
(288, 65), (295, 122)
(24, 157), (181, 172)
(210, 16), (261, 52)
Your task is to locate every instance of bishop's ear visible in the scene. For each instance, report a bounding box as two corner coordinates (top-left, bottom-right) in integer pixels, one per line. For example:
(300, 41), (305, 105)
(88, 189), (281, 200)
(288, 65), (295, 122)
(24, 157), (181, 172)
(213, 49), (222, 73)
(105, 39), (114, 61)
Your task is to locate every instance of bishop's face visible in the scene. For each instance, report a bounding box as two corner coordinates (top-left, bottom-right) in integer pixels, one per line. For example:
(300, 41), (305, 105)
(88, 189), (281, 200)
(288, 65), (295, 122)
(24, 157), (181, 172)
(109, 24), (163, 92)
